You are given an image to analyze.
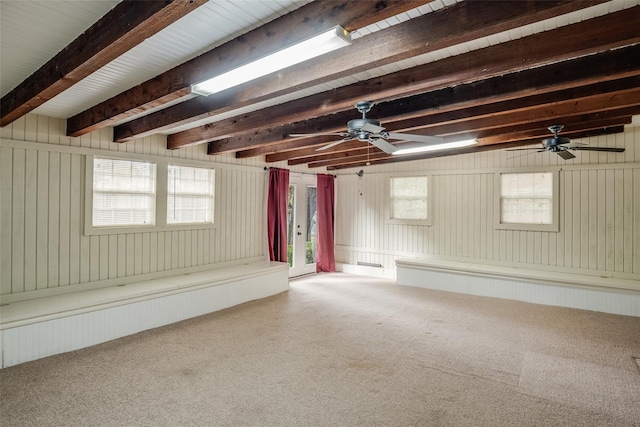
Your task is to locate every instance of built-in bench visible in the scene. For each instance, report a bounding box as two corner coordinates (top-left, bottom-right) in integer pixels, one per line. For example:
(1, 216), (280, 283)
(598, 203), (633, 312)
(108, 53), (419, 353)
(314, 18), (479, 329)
(0, 260), (289, 368)
(395, 258), (640, 317)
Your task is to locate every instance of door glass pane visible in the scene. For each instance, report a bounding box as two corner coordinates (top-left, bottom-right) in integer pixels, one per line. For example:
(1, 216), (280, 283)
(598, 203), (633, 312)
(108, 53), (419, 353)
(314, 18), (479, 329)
(287, 185), (295, 267)
(306, 186), (317, 265)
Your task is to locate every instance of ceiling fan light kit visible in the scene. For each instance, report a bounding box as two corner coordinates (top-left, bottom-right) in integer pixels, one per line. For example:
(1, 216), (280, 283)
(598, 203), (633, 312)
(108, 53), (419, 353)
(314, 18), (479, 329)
(191, 26), (351, 96)
(392, 138), (477, 155)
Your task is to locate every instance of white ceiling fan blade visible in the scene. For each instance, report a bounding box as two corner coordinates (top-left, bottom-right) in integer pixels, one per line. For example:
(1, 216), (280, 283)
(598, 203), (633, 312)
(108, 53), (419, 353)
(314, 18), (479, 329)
(386, 132), (445, 144)
(505, 147), (545, 151)
(316, 139), (348, 151)
(368, 137), (398, 154)
(361, 123), (386, 134)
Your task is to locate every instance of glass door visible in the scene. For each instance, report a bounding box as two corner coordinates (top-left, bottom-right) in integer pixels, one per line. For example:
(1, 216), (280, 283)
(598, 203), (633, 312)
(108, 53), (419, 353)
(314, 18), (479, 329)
(287, 174), (317, 277)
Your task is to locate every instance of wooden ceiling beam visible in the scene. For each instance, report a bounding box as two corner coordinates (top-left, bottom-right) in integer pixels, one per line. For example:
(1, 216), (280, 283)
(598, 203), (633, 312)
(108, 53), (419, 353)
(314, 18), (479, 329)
(285, 116), (633, 167)
(219, 66), (640, 157)
(373, 79), (640, 138)
(0, 0), (206, 127)
(259, 47), (640, 161)
(206, 11), (640, 154)
(65, 0), (430, 137)
(230, 135), (343, 158)
(123, 0), (605, 144)
(475, 116), (635, 146)
(324, 127), (626, 170)
(288, 146), (383, 166)
(266, 140), (369, 163)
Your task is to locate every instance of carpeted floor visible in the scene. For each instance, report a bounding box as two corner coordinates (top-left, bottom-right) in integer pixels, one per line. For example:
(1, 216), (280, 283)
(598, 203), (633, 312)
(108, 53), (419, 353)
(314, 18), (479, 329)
(1, 273), (639, 426)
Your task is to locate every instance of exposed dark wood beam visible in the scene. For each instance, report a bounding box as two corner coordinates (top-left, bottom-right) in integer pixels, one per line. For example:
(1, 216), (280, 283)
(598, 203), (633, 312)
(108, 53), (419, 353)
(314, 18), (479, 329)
(475, 116), (635, 145)
(372, 78), (640, 138)
(0, 0), (206, 128)
(324, 126), (626, 170)
(284, 113), (634, 166)
(66, 0), (429, 137)
(123, 0), (605, 143)
(235, 136), (346, 159)
(267, 140), (370, 163)
(212, 71), (640, 156)
(259, 45), (640, 161)
(202, 7), (640, 154)
(284, 116), (631, 167)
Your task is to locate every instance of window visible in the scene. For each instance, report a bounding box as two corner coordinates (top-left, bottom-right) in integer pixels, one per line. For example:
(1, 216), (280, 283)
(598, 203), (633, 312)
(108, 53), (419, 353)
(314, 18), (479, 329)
(390, 176), (430, 225)
(86, 155), (217, 235)
(497, 171), (559, 231)
(167, 165), (215, 224)
(92, 157), (156, 227)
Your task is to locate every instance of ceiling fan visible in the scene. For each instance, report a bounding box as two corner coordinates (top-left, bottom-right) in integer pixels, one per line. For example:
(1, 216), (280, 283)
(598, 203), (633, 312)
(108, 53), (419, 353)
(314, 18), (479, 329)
(288, 101), (445, 154)
(507, 124), (626, 160)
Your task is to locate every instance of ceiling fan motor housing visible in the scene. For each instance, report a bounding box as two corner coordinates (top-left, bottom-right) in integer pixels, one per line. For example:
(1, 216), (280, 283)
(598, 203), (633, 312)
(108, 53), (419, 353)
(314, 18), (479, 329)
(347, 118), (381, 130)
(347, 118), (381, 139)
(542, 136), (571, 149)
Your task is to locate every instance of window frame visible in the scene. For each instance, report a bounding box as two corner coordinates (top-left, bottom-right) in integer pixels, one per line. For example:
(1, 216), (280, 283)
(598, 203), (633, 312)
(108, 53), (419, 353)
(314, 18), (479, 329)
(166, 164), (216, 225)
(495, 169), (559, 232)
(387, 174), (432, 226)
(85, 155), (218, 236)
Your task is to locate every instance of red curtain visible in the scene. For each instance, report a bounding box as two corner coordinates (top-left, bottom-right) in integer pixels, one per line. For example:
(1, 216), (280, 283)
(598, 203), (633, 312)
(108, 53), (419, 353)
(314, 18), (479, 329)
(316, 174), (335, 272)
(267, 168), (290, 262)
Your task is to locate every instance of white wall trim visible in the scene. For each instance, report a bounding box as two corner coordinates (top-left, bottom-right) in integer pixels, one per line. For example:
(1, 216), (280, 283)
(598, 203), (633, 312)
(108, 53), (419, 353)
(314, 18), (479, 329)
(0, 137), (266, 173)
(336, 246), (639, 282)
(336, 262), (396, 279)
(334, 162), (640, 177)
(1, 256), (265, 304)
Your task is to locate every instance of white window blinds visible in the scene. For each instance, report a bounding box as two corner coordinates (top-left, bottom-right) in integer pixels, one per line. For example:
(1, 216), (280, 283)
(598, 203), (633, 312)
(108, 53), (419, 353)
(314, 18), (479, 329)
(390, 176), (429, 220)
(167, 165), (215, 224)
(500, 172), (553, 224)
(92, 157), (156, 227)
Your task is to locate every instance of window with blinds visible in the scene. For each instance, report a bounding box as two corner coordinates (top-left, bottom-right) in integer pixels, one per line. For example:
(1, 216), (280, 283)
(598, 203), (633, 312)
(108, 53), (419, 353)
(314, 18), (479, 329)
(500, 172), (553, 225)
(92, 157), (156, 227)
(496, 171), (559, 232)
(167, 165), (215, 224)
(390, 176), (429, 223)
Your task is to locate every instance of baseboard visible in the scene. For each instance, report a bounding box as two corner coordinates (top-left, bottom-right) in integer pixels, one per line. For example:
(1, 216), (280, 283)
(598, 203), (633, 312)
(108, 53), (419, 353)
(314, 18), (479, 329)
(336, 262), (396, 279)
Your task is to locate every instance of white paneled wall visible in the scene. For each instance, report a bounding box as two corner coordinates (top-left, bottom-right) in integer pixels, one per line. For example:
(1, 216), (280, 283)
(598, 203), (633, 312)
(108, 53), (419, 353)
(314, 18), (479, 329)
(1, 115), (639, 299)
(0, 114), (294, 301)
(335, 126), (640, 284)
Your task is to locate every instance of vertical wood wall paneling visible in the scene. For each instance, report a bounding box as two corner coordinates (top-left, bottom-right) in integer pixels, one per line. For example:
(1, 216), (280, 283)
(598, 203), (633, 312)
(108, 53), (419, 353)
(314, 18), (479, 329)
(623, 168), (633, 273)
(2, 114), (638, 297)
(69, 154), (82, 285)
(58, 153), (71, 286)
(24, 149), (37, 291)
(0, 147), (13, 294)
(12, 148), (25, 293)
(634, 169), (640, 274)
(36, 151), (49, 290)
(333, 128), (640, 282)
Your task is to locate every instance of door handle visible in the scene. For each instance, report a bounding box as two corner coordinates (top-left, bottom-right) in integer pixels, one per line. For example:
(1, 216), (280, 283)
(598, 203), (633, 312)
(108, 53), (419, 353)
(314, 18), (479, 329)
(297, 232), (302, 236)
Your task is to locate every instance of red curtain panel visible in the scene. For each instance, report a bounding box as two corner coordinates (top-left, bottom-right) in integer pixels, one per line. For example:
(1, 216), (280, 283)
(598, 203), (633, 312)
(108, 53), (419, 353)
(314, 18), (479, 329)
(316, 174), (335, 272)
(267, 168), (290, 262)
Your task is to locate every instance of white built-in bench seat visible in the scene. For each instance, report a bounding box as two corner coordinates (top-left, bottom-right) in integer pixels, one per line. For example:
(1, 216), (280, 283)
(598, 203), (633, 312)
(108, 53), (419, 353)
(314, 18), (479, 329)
(395, 258), (640, 317)
(0, 261), (289, 368)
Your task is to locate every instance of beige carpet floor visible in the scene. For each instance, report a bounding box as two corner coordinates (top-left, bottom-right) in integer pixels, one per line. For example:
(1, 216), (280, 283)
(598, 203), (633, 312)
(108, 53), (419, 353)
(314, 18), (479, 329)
(1, 273), (639, 426)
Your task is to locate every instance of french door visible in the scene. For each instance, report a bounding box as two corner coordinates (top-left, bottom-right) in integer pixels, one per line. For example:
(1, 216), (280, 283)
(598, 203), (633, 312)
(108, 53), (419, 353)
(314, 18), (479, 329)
(287, 174), (317, 277)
